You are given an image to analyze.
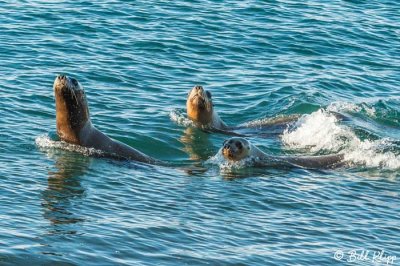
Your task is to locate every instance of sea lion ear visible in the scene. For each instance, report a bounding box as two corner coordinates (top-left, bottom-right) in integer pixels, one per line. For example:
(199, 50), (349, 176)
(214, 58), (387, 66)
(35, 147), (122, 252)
(206, 91), (212, 99)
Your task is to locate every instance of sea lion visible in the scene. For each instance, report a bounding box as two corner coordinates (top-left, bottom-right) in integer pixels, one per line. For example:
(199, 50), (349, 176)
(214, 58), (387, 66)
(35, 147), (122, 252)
(54, 75), (159, 164)
(220, 137), (344, 169)
(186, 86), (299, 136)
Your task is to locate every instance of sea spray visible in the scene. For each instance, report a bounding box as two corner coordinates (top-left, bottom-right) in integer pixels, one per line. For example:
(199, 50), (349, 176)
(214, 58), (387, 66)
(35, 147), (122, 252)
(169, 109), (195, 127)
(35, 134), (103, 157)
(282, 108), (400, 169)
(282, 109), (353, 153)
(326, 101), (376, 117)
(206, 148), (255, 171)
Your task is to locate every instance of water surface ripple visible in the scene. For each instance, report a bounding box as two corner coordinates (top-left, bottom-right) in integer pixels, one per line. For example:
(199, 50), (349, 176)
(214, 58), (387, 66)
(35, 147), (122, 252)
(1, 1), (399, 265)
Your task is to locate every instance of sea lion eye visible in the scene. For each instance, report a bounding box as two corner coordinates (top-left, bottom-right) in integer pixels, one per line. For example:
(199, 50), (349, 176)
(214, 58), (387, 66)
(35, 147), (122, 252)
(206, 91), (212, 99)
(235, 142), (243, 149)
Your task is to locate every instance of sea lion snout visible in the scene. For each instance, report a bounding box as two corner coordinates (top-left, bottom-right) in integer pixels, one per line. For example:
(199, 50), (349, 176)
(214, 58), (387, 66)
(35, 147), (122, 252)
(54, 75), (82, 93)
(54, 75), (70, 91)
(194, 85), (204, 93)
(192, 86), (206, 100)
(189, 86), (209, 109)
(222, 140), (240, 160)
(186, 85), (215, 125)
(222, 146), (233, 159)
(221, 138), (251, 161)
(54, 75), (67, 87)
(222, 143), (231, 154)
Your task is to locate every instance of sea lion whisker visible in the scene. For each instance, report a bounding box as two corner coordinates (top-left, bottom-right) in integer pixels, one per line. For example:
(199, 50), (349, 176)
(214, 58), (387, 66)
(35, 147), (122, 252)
(67, 83), (79, 106)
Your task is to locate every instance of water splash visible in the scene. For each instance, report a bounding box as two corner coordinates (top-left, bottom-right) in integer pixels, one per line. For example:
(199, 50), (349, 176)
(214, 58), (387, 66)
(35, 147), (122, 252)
(282, 109), (352, 152)
(206, 148), (255, 171)
(327, 101), (376, 117)
(169, 109), (195, 127)
(344, 138), (400, 169)
(282, 109), (400, 169)
(35, 135), (103, 157)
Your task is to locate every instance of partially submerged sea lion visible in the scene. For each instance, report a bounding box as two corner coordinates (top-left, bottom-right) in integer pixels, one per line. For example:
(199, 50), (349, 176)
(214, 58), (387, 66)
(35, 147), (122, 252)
(54, 75), (159, 164)
(220, 137), (344, 169)
(186, 86), (299, 135)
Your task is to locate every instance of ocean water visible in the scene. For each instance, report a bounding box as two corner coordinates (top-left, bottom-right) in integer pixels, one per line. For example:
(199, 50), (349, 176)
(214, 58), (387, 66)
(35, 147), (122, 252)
(1, 1), (400, 265)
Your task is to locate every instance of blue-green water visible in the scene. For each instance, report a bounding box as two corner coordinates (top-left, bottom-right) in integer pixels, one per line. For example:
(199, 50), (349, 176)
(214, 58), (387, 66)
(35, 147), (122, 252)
(1, 1), (400, 265)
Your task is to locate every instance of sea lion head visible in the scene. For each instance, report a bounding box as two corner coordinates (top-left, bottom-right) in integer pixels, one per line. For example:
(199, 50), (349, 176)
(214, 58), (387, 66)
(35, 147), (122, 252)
(186, 85), (214, 125)
(221, 137), (251, 161)
(54, 75), (90, 144)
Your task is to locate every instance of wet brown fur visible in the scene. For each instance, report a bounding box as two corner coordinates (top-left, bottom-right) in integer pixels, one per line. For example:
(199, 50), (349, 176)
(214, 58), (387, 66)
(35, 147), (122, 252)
(55, 75), (89, 144)
(186, 85), (214, 125)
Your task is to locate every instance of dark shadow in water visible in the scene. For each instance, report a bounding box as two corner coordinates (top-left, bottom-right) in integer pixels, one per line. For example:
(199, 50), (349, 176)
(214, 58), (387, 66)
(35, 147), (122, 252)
(41, 150), (90, 235)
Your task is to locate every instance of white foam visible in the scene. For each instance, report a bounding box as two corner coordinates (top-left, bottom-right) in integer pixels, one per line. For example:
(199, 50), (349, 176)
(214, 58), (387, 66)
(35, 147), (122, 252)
(326, 101), (361, 113)
(206, 149), (255, 170)
(169, 109), (195, 127)
(282, 109), (400, 170)
(35, 135), (103, 157)
(282, 109), (353, 153)
(327, 101), (376, 117)
(344, 139), (400, 169)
